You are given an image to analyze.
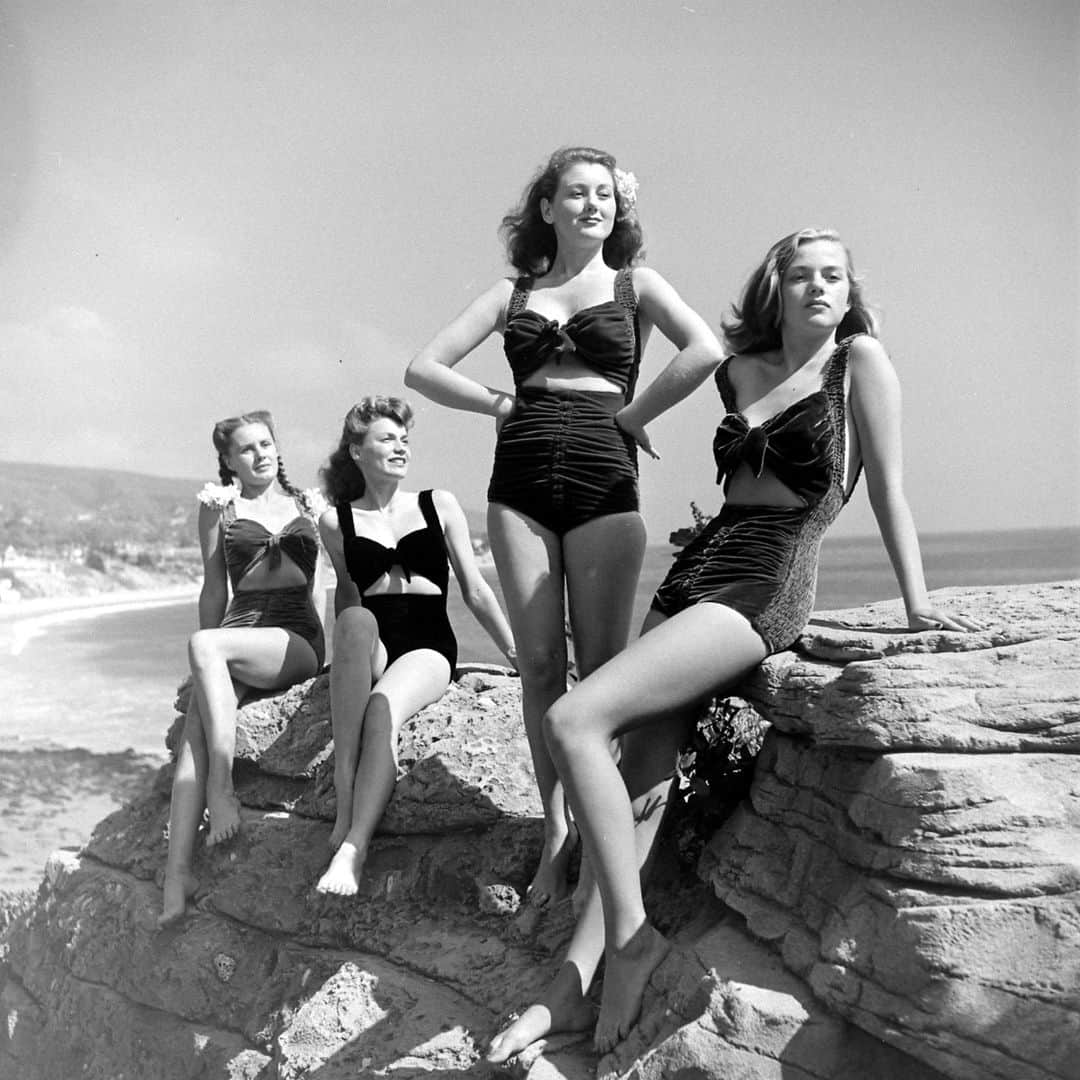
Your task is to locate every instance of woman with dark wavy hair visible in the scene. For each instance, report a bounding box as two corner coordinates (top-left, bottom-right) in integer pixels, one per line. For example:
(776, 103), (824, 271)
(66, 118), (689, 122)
(486, 228), (981, 1062)
(314, 396), (515, 896)
(406, 146), (724, 908)
(158, 410), (325, 926)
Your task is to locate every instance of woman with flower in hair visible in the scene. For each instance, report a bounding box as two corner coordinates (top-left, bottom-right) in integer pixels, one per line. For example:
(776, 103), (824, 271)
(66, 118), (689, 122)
(406, 146), (724, 907)
(314, 396), (515, 896)
(486, 228), (981, 1060)
(158, 410), (325, 926)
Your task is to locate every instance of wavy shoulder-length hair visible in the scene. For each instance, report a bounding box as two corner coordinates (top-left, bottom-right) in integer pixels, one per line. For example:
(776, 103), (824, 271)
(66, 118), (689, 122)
(721, 228), (879, 355)
(211, 409), (300, 495)
(320, 396), (414, 504)
(499, 146), (644, 276)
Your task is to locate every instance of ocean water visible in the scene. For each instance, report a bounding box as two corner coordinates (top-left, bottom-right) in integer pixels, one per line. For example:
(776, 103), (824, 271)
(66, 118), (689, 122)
(0, 527), (1074, 890)
(2, 526), (1075, 757)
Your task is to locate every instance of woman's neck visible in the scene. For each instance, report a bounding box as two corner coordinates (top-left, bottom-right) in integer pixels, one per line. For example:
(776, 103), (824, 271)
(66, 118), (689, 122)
(238, 478), (278, 502)
(546, 244), (609, 283)
(777, 329), (839, 374)
(355, 477), (401, 511)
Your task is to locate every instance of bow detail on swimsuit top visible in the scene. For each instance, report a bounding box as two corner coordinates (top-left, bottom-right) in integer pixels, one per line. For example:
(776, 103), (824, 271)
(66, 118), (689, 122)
(224, 517), (319, 588)
(504, 303), (635, 390)
(349, 537), (422, 585)
(712, 393), (834, 504)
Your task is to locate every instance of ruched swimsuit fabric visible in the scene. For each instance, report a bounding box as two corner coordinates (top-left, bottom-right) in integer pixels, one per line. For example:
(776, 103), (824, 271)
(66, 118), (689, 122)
(652, 335), (863, 654)
(337, 490), (458, 671)
(220, 498), (325, 668)
(488, 267), (642, 536)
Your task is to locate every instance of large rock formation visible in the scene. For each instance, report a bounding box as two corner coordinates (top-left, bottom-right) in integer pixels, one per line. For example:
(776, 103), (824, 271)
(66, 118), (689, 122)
(1, 582), (1076, 1079)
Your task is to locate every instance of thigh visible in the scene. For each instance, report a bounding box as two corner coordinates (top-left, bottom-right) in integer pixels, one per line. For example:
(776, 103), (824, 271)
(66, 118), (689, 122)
(371, 650), (452, 730)
(554, 603), (768, 744)
(206, 627), (319, 690)
(563, 511), (647, 675)
(487, 503), (568, 660)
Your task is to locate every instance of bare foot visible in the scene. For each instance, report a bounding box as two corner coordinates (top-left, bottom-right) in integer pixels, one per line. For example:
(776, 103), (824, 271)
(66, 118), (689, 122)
(526, 823), (578, 909)
(315, 840), (367, 896)
(157, 868), (198, 928)
(485, 962), (595, 1065)
(594, 923), (670, 1054)
(205, 791), (242, 847)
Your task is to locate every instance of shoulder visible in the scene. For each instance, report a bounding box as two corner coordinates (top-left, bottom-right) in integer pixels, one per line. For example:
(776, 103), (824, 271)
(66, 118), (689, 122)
(846, 333), (889, 365)
(629, 265), (668, 298)
(318, 505), (344, 540)
(429, 488), (464, 521)
(845, 335), (897, 385)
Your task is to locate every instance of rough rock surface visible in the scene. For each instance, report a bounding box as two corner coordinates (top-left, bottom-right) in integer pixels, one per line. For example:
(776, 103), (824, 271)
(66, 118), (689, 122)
(704, 582), (1080, 1080)
(1, 582), (1076, 1079)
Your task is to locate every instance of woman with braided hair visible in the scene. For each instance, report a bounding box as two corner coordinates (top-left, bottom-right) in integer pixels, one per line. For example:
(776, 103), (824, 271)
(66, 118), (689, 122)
(158, 410), (325, 927)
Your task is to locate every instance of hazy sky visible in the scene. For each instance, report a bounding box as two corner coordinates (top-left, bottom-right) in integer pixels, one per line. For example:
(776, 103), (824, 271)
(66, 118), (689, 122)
(1, 0), (1076, 539)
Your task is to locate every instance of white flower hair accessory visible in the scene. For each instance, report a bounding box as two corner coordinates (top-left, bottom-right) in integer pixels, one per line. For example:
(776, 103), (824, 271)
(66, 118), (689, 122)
(196, 480), (239, 509)
(613, 168), (639, 219)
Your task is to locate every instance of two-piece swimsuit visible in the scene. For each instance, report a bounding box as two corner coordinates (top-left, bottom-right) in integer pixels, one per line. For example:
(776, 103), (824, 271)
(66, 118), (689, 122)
(336, 489), (458, 671)
(220, 496), (326, 668)
(487, 266), (642, 536)
(652, 335), (863, 655)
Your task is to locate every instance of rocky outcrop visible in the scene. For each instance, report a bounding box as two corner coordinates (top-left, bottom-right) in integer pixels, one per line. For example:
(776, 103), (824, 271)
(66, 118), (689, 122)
(701, 582), (1080, 1080)
(1, 582), (1077, 1079)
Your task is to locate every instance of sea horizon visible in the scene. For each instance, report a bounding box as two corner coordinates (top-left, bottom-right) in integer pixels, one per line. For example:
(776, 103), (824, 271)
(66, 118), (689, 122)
(0, 523), (1075, 893)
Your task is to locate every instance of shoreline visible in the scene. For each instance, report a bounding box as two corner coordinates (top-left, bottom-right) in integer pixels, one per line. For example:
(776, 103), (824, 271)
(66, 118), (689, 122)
(0, 582), (199, 625)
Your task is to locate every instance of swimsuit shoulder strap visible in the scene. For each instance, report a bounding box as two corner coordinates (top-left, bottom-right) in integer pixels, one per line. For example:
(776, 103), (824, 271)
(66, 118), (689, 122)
(418, 489), (444, 541)
(615, 266), (643, 401)
(336, 502), (356, 541)
(506, 276), (533, 319)
(614, 266), (637, 314)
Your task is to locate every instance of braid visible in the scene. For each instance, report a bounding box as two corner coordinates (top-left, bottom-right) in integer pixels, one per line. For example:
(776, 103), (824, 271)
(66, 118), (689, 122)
(276, 458), (301, 497)
(217, 458), (235, 486)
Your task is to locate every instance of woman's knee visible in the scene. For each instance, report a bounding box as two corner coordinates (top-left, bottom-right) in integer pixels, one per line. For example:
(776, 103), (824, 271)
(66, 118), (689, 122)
(333, 606), (378, 652)
(543, 693), (591, 758)
(515, 643), (569, 693)
(187, 629), (223, 673)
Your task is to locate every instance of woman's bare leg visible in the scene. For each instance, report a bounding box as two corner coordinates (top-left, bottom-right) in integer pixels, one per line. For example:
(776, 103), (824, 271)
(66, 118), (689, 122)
(158, 697), (209, 927)
(317, 649), (451, 895)
(563, 512), (647, 910)
(187, 625), (318, 846)
(324, 607), (384, 851)
(159, 625), (318, 924)
(488, 503), (573, 908)
(544, 604), (768, 1052)
(487, 613), (694, 1062)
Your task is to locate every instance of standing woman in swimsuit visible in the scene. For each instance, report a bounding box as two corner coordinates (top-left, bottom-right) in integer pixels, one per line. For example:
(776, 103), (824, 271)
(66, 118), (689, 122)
(315, 396), (516, 896)
(406, 146), (724, 906)
(159, 410), (325, 926)
(487, 228), (982, 1061)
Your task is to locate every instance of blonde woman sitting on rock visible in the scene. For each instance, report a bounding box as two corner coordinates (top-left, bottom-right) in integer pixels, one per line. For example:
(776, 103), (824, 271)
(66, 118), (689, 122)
(315, 396), (516, 896)
(159, 410), (325, 927)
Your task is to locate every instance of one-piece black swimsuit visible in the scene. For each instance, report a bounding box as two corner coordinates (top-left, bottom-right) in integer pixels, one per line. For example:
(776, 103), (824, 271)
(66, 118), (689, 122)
(652, 335), (863, 654)
(220, 495), (325, 668)
(337, 489), (457, 670)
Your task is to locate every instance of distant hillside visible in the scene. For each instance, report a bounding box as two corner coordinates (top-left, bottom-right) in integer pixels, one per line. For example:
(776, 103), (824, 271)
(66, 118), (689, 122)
(0, 461), (491, 554)
(0, 461), (202, 552)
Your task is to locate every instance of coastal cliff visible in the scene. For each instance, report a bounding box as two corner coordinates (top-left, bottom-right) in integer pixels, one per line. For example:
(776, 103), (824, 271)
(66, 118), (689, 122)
(1, 581), (1076, 1079)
